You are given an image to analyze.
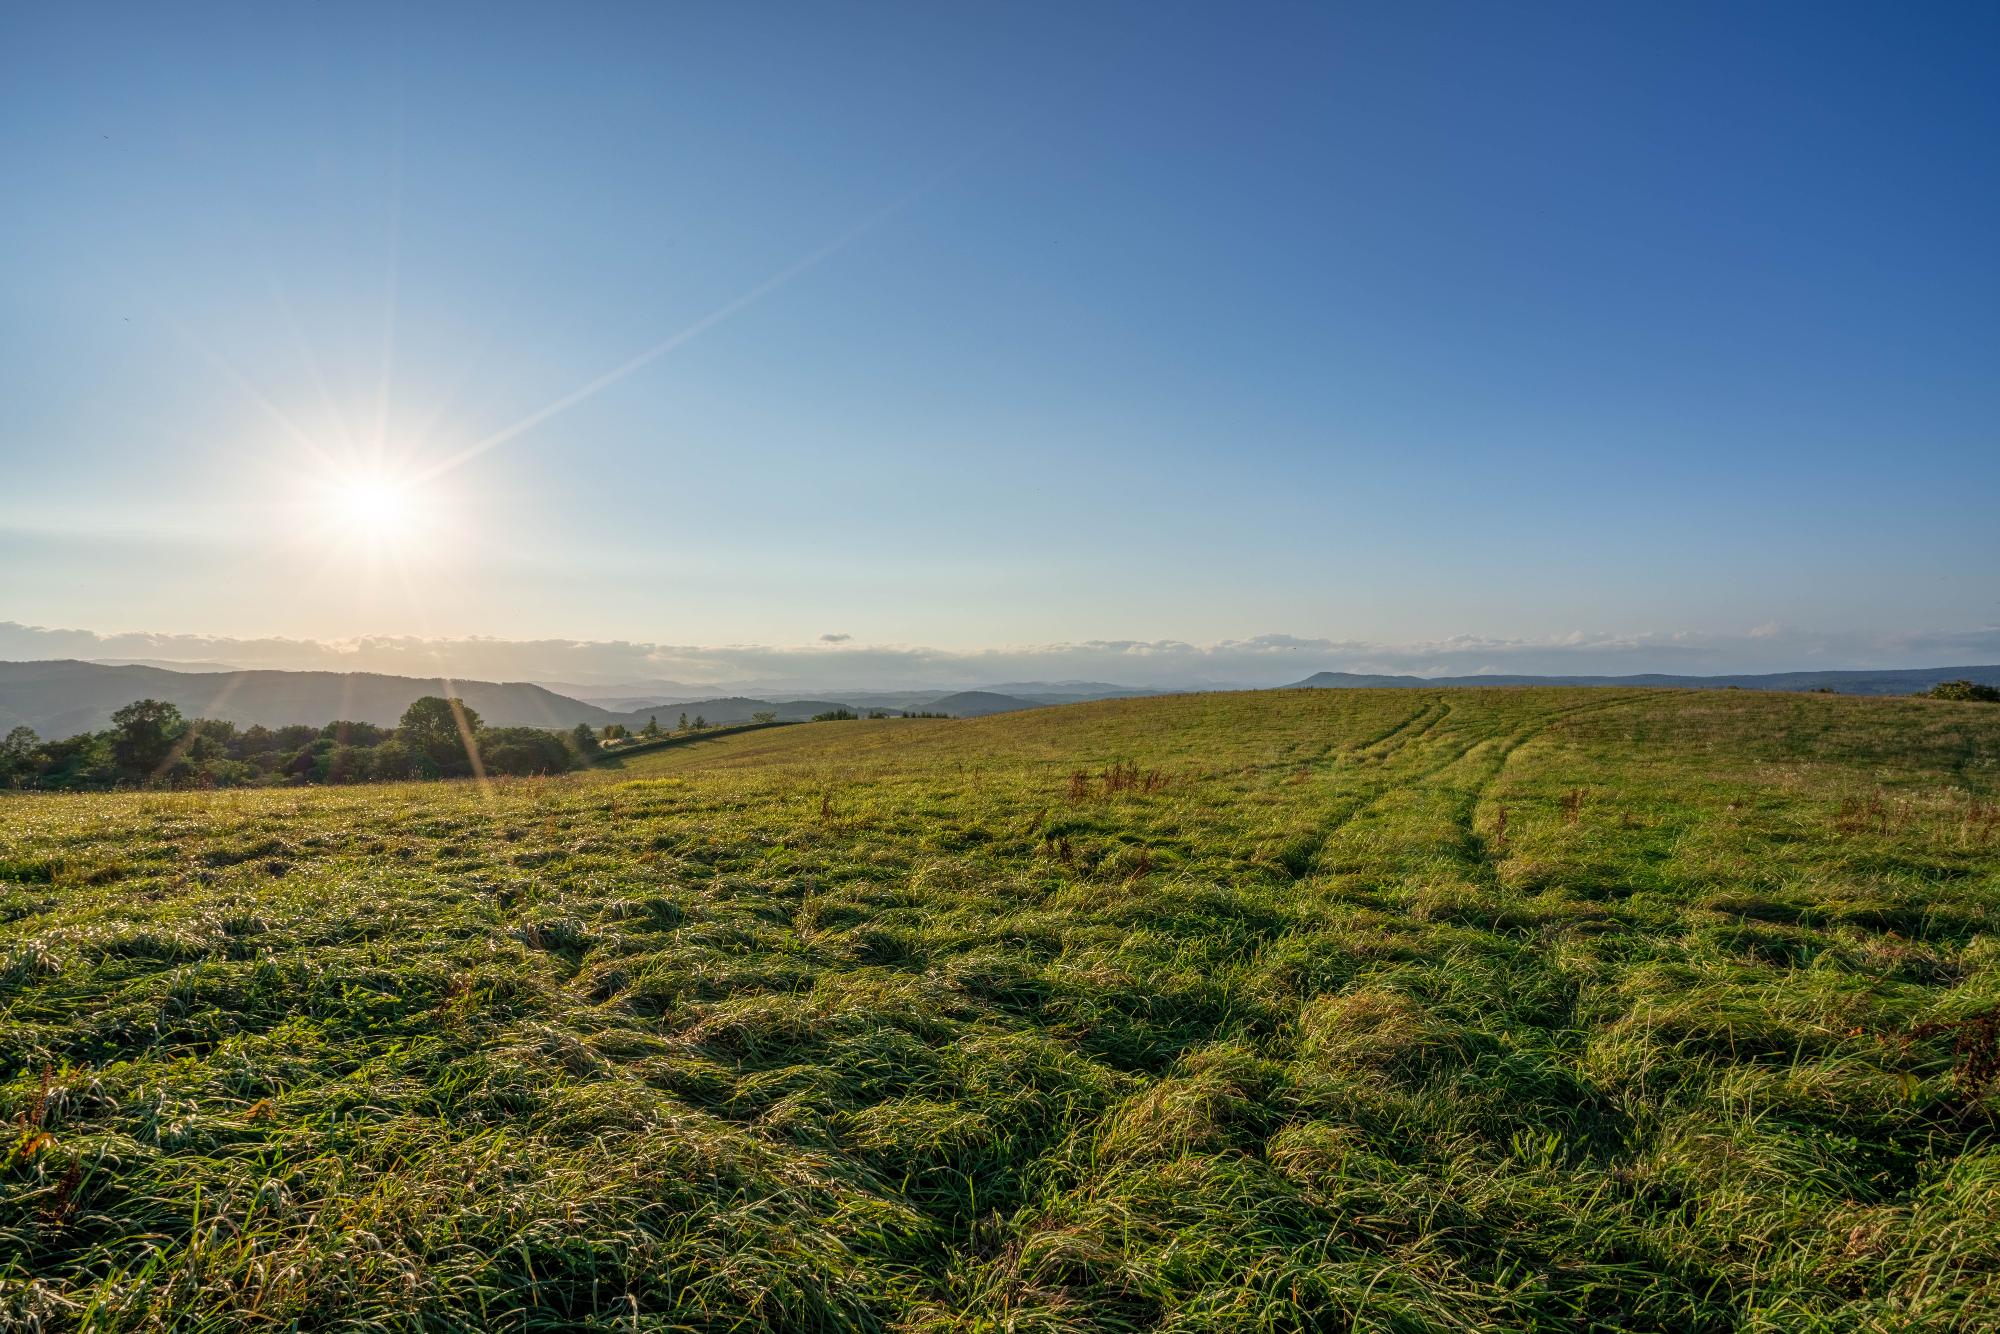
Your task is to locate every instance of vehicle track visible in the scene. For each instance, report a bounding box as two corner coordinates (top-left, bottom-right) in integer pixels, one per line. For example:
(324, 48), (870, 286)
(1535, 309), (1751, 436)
(1279, 693), (1647, 886)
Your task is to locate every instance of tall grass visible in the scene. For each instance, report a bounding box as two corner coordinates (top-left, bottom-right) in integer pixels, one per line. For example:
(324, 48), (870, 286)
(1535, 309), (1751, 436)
(3, 687), (1997, 1330)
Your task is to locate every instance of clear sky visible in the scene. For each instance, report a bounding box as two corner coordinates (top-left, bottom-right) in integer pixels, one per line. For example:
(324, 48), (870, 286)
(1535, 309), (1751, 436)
(3, 1), (1996, 670)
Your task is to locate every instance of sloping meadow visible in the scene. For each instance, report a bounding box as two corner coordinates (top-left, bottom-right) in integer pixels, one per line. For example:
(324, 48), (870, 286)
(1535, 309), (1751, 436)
(3, 688), (1999, 1330)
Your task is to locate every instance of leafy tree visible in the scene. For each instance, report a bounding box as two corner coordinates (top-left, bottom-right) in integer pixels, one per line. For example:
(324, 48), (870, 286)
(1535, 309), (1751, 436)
(678, 713), (689, 732)
(182, 724), (228, 766)
(751, 711), (777, 724)
(324, 745), (371, 784)
(321, 719), (390, 747)
(640, 715), (662, 739)
(37, 733), (115, 789)
(189, 718), (239, 751)
(273, 724), (320, 752)
(110, 699), (185, 779)
(369, 738), (417, 780)
(692, 715), (707, 729)
(600, 723), (629, 741)
(398, 696), (482, 776)
(569, 723), (602, 758)
(0, 726), (41, 787)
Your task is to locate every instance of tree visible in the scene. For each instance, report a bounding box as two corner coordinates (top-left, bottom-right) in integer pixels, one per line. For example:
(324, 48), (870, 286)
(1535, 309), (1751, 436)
(569, 723), (602, 758)
(600, 723), (629, 741)
(181, 727), (226, 766)
(369, 738), (417, 780)
(321, 719), (390, 747)
(640, 715), (662, 739)
(273, 724), (319, 751)
(110, 698), (185, 779)
(36, 733), (114, 789)
(677, 712), (689, 732)
(324, 745), (370, 784)
(398, 696), (482, 776)
(751, 711), (777, 725)
(0, 726), (40, 787)
(692, 715), (707, 729)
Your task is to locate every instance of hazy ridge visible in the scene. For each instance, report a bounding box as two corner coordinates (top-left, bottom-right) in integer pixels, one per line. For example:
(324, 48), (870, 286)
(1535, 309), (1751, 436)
(4, 657), (1997, 737)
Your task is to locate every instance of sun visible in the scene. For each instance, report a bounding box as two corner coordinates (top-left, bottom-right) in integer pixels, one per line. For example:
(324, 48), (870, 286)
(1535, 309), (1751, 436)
(320, 468), (426, 546)
(334, 476), (412, 531)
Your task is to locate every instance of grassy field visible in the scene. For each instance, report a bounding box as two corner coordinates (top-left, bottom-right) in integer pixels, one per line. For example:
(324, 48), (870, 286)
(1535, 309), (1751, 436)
(4, 687), (2000, 1331)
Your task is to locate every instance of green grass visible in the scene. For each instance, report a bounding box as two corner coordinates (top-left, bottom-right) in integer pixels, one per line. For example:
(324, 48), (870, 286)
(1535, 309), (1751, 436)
(4, 687), (1999, 1331)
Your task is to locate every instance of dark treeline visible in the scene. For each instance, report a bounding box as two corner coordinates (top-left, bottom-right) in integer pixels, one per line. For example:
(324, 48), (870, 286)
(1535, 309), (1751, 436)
(0, 696), (600, 791)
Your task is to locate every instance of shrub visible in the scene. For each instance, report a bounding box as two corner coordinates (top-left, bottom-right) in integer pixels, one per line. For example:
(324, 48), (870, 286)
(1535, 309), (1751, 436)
(479, 727), (576, 776)
(1925, 680), (2000, 702)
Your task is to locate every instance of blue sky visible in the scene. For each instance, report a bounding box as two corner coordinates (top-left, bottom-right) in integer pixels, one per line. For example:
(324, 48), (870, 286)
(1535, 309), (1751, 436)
(2, 1), (1996, 675)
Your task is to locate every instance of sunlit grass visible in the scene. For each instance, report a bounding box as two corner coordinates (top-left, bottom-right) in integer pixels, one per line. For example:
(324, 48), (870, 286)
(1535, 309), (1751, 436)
(3, 688), (1998, 1329)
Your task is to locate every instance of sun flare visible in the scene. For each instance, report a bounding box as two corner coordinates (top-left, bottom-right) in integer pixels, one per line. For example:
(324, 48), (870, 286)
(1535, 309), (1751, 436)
(332, 474), (415, 535)
(311, 464), (442, 554)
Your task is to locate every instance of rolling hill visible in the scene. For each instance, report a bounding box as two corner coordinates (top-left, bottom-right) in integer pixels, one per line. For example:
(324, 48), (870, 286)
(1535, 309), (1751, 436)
(919, 689), (1044, 716)
(0, 659), (618, 736)
(1290, 664), (2000, 695)
(602, 696), (858, 728)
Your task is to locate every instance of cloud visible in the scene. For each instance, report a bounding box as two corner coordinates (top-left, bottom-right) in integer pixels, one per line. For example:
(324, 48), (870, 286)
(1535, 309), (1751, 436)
(3, 620), (1997, 693)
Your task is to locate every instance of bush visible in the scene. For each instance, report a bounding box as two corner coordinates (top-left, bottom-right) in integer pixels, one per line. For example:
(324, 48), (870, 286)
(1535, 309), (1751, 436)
(1925, 679), (2000, 702)
(479, 727), (576, 777)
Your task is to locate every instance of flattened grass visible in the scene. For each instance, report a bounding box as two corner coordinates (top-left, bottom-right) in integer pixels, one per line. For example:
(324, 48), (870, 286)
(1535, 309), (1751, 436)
(3, 688), (1999, 1330)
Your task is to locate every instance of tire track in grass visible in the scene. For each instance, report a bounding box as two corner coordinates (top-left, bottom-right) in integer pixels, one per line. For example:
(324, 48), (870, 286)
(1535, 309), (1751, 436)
(1241, 697), (1440, 788)
(1287, 693), (1646, 890)
(1441, 694), (1654, 892)
(1350, 697), (1448, 758)
(1367, 697), (1456, 766)
(1260, 697), (1481, 882)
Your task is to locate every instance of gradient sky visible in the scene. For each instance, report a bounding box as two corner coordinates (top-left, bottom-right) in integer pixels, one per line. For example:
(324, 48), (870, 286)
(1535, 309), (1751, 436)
(3, 1), (1996, 663)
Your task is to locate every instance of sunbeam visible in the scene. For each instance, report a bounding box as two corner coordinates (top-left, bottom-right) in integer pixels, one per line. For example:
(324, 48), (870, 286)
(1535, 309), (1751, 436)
(410, 179), (947, 487)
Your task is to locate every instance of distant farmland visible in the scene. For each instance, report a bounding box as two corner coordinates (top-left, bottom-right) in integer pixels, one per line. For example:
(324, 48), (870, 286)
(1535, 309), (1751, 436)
(4, 688), (1999, 1330)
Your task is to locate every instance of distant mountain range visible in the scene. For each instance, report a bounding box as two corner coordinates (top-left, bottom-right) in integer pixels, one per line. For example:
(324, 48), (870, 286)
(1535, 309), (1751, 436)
(598, 692), (1050, 724)
(605, 698), (857, 727)
(4, 658), (1993, 739)
(0, 661), (1061, 737)
(89, 658), (241, 673)
(577, 683), (1168, 714)
(530, 679), (714, 709)
(1288, 666), (2000, 694)
(920, 691), (1043, 717)
(0, 661), (621, 737)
